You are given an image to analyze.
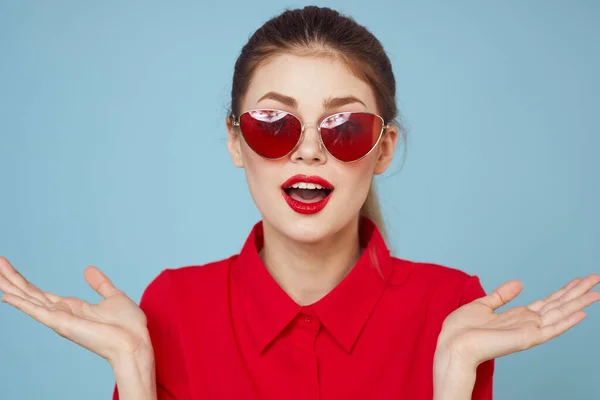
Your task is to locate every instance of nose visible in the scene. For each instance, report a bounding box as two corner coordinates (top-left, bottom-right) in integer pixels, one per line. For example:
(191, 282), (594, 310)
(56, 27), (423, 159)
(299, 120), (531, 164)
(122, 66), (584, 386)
(290, 124), (327, 165)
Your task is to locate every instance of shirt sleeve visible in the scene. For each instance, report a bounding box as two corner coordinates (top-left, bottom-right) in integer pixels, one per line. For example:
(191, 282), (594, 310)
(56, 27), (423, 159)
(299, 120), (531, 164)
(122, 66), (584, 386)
(112, 270), (191, 400)
(459, 275), (495, 400)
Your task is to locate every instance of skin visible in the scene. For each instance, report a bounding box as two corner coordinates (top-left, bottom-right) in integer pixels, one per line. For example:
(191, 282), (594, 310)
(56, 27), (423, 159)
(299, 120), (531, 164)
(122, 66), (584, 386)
(1, 53), (599, 400)
(226, 54), (398, 305)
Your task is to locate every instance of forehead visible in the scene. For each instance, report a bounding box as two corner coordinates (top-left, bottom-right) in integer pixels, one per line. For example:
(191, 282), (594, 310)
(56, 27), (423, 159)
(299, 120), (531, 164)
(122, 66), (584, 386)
(242, 53), (378, 113)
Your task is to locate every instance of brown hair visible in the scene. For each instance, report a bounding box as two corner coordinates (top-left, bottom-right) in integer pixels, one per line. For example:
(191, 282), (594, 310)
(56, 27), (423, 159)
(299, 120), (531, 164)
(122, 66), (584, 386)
(227, 6), (406, 244)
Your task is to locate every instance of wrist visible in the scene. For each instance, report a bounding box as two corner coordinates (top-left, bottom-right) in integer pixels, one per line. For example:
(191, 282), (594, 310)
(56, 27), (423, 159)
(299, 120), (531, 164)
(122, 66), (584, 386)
(107, 331), (154, 364)
(433, 349), (477, 400)
(111, 337), (155, 369)
(434, 335), (481, 375)
(111, 350), (157, 400)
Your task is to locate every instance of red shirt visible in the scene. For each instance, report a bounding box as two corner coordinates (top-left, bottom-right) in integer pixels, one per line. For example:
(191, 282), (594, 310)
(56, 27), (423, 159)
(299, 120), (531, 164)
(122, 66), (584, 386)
(113, 218), (494, 399)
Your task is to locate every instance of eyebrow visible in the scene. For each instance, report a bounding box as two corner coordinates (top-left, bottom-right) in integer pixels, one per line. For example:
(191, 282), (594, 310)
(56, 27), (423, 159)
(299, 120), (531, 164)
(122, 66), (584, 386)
(257, 91), (366, 110)
(323, 95), (366, 110)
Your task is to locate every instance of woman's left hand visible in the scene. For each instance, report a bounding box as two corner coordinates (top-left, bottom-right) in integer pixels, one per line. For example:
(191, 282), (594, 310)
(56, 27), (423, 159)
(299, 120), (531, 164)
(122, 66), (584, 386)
(436, 274), (600, 369)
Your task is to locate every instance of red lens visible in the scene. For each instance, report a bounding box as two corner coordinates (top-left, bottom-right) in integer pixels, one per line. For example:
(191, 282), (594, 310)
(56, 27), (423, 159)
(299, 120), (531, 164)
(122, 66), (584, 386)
(239, 110), (302, 159)
(320, 112), (384, 162)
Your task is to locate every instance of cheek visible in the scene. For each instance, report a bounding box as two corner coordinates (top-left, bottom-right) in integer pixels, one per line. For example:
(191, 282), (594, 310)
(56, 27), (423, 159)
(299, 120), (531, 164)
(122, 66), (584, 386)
(346, 153), (378, 185)
(242, 146), (281, 199)
(333, 155), (378, 203)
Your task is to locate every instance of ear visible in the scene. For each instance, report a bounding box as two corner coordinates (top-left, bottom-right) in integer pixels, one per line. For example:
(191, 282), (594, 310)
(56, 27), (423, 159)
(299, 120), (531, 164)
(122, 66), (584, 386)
(373, 124), (399, 175)
(226, 116), (244, 168)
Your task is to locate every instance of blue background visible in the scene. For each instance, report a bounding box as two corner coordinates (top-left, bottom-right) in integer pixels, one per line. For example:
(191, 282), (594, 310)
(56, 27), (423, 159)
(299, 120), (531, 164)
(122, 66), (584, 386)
(0, 1), (598, 398)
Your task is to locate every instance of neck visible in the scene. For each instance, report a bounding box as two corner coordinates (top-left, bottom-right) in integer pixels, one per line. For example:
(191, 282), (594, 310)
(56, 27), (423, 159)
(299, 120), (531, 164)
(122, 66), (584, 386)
(260, 216), (363, 306)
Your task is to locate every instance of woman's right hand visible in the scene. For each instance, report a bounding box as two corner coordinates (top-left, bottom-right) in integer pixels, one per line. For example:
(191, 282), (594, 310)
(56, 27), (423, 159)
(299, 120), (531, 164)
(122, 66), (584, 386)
(0, 256), (152, 366)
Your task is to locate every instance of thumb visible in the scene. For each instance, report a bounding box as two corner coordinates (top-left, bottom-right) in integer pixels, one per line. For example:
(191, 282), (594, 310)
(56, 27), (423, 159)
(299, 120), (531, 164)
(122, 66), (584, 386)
(475, 279), (523, 310)
(84, 266), (121, 299)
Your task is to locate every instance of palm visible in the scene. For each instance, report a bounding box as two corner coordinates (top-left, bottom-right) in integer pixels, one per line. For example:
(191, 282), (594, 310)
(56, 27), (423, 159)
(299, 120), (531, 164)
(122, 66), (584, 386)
(437, 275), (600, 367)
(0, 256), (149, 364)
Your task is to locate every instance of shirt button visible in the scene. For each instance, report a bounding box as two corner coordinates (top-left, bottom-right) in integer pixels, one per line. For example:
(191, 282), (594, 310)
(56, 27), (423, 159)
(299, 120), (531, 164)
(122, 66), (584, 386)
(303, 315), (312, 323)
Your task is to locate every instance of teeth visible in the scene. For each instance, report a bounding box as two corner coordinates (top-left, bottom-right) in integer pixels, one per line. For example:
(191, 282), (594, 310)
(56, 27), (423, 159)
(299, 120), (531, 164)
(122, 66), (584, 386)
(289, 182), (325, 190)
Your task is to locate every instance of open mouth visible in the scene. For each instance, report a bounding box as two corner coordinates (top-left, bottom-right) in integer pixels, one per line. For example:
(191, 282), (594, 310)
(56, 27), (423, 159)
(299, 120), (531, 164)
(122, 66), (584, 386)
(280, 175), (335, 214)
(283, 182), (333, 204)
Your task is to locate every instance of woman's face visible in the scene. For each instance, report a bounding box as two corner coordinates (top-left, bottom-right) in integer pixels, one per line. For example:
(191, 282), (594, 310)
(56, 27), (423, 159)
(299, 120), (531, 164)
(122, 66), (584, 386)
(227, 54), (398, 243)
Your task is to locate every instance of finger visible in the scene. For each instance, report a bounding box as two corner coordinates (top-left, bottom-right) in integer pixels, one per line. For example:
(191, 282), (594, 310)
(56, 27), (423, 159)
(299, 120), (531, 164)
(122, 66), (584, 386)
(541, 310), (587, 343)
(84, 266), (121, 299)
(541, 291), (600, 326)
(43, 292), (63, 303)
(475, 280), (523, 310)
(3, 293), (94, 346)
(3, 292), (115, 360)
(540, 274), (600, 314)
(0, 257), (52, 306)
(527, 278), (582, 312)
(1, 293), (59, 330)
(0, 274), (47, 307)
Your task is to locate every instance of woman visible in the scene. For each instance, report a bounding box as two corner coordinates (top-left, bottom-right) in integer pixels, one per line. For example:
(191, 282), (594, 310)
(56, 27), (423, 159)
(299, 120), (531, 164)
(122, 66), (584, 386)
(1, 6), (598, 400)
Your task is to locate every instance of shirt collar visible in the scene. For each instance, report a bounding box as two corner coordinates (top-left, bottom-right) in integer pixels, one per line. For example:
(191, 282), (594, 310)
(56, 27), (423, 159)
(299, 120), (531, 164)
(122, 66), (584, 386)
(231, 217), (398, 354)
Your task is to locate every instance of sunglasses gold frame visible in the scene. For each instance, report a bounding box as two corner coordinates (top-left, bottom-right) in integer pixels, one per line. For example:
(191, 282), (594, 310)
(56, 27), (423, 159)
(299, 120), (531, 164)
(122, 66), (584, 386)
(231, 108), (390, 163)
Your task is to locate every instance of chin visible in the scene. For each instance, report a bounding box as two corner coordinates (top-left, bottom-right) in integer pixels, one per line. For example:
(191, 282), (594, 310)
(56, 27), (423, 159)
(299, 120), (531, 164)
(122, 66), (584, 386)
(253, 188), (361, 244)
(282, 219), (332, 244)
(266, 208), (352, 245)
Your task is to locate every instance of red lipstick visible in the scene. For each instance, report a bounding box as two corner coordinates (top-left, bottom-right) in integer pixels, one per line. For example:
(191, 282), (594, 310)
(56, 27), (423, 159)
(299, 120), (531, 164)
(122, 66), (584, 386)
(281, 174), (334, 215)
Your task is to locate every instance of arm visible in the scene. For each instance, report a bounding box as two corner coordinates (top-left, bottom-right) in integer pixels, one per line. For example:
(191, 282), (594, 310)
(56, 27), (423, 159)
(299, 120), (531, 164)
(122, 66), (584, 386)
(0, 258), (159, 400)
(112, 347), (157, 400)
(433, 274), (599, 400)
(459, 277), (494, 400)
(434, 276), (493, 400)
(113, 270), (190, 400)
(433, 354), (477, 400)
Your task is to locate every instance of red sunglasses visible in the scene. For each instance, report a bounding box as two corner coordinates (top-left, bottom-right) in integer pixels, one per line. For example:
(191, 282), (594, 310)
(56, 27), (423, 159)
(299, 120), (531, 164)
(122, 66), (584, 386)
(232, 109), (389, 163)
